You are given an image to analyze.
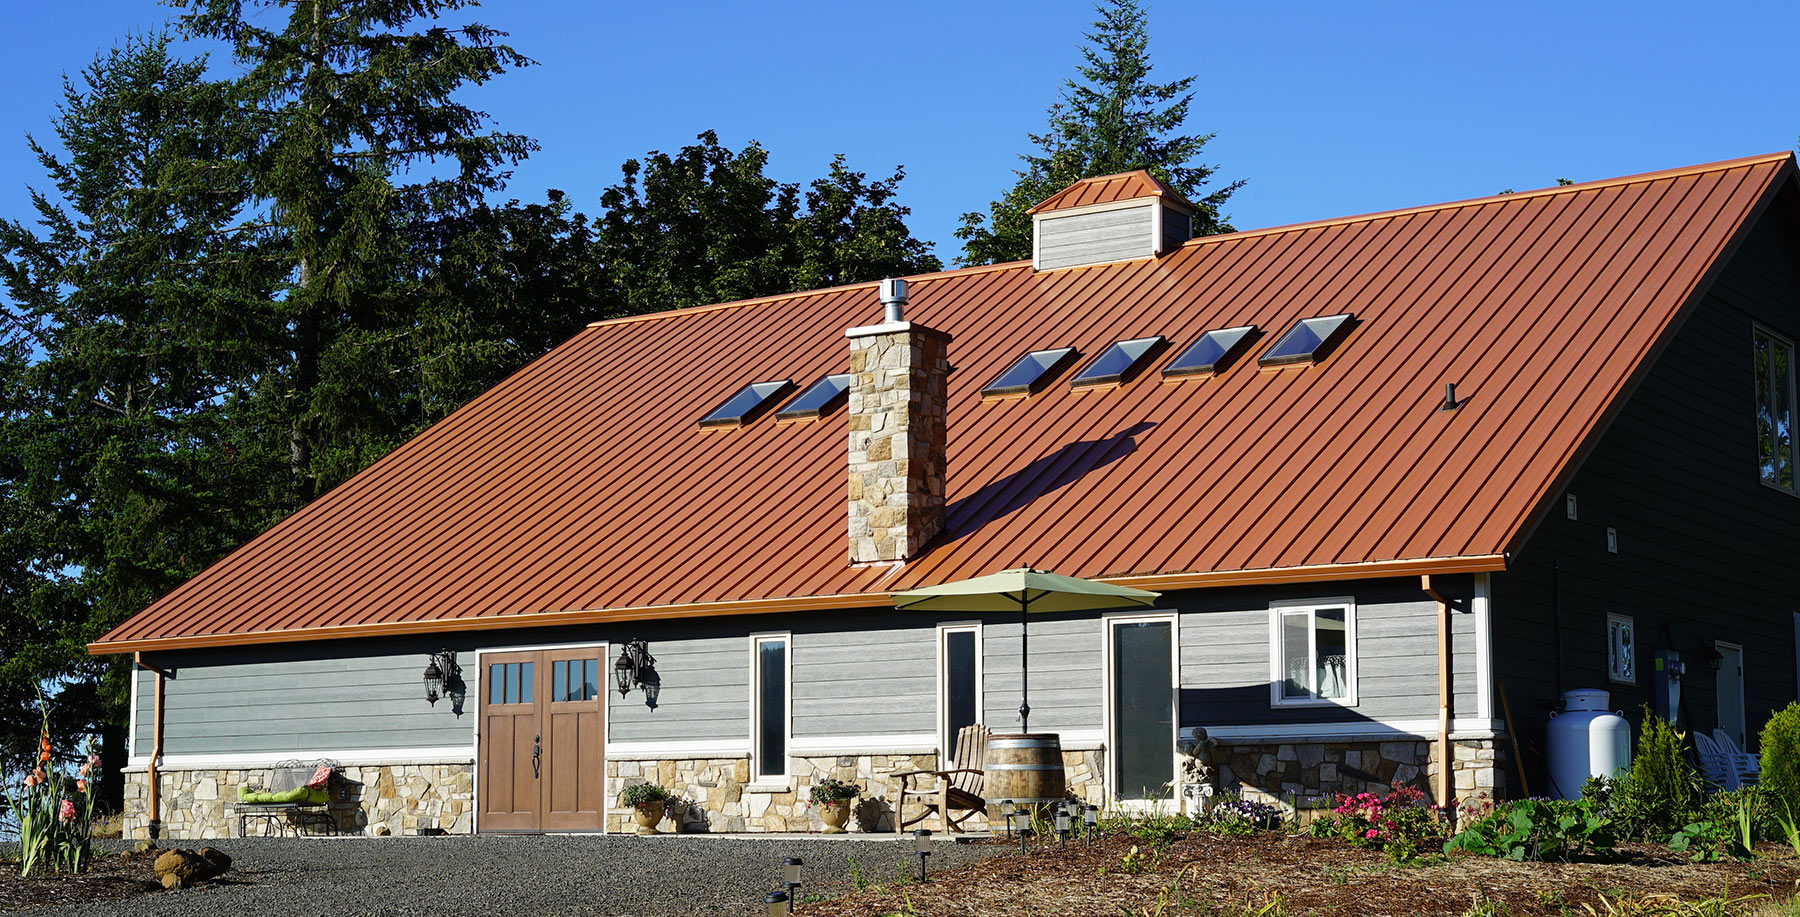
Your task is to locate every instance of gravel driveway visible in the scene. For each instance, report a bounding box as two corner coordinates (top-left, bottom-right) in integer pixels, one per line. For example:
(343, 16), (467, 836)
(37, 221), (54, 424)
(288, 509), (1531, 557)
(11, 835), (1006, 917)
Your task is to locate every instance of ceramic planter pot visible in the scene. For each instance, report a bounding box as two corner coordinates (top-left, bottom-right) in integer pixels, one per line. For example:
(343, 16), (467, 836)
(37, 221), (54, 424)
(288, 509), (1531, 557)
(819, 799), (852, 834)
(633, 801), (666, 835)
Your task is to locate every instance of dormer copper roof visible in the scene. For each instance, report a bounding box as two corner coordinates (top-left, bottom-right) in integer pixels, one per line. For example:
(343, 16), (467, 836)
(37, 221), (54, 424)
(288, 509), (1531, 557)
(1026, 169), (1196, 215)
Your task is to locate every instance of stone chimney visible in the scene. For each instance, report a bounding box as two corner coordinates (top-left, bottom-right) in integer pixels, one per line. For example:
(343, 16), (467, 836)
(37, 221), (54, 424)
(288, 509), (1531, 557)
(847, 278), (951, 564)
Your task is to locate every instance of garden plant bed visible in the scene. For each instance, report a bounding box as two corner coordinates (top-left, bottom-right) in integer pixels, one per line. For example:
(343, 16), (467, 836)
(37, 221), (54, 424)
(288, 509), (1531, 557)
(805, 831), (1800, 916)
(0, 848), (163, 913)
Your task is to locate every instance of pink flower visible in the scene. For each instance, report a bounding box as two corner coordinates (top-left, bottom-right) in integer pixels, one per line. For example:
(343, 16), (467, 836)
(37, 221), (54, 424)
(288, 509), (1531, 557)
(78, 764), (90, 777)
(1364, 828), (1380, 839)
(88, 754), (100, 767)
(32, 767), (46, 783)
(58, 799), (75, 823)
(22, 773), (37, 789)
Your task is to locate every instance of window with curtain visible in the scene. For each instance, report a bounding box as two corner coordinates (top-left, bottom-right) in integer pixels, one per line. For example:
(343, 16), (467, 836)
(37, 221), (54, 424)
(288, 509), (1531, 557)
(1755, 327), (1795, 493)
(1271, 602), (1356, 706)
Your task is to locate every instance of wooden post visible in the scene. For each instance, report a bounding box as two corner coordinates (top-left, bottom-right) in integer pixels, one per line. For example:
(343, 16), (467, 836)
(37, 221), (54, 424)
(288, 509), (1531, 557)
(1421, 577), (1454, 807)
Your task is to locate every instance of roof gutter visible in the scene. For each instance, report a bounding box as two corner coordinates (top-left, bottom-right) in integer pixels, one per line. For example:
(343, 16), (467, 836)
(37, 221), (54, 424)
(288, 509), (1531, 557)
(88, 553), (1509, 655)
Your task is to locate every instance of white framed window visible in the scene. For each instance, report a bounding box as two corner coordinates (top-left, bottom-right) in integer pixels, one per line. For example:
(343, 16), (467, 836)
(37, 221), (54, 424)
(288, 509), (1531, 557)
(1269, 599), (1357, 707)
(1607, 614), (1636, 684)
(936, 623), (983, 765)
(749, 633), (791, 784)
(1754, 326), (1796, 494)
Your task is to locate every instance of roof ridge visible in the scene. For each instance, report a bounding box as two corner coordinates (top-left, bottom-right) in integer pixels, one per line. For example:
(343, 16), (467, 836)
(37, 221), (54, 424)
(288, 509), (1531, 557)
(585, 153), (1794, 331)
(584, 258), (1031, 329)
(1175, 151), (1798, 252)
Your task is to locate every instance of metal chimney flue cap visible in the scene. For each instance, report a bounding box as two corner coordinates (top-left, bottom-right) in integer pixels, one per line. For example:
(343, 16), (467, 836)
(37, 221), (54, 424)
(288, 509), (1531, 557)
(879, 277), (908, 323)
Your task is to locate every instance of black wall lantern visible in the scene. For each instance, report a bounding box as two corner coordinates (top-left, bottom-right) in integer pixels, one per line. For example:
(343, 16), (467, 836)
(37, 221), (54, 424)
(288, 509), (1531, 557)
(614, 639), (659, 708)
(423, 649), (464, 711)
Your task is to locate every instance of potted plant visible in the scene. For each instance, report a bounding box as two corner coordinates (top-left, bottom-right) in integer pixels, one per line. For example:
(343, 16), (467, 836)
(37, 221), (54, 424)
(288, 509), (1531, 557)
(809, 778), (860, 834)
(622, 783), (671, 835)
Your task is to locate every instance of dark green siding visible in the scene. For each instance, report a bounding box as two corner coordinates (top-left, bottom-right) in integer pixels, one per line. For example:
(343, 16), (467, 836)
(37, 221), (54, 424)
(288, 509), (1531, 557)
(1493, 193), (1800, 788)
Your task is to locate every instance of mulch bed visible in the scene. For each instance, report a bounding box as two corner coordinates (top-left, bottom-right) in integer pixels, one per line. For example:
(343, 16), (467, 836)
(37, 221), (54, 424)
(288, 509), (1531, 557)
(803, 831), (1800, 916)
(0, 849), (163, 913)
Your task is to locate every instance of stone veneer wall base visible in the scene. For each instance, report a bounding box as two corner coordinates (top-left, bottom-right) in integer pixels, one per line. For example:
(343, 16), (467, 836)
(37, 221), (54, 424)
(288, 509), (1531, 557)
(123, 763), (473, 839)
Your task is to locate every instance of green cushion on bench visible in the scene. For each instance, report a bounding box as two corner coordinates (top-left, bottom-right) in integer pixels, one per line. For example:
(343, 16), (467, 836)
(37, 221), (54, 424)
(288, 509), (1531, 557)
(237, 785), (328, 805)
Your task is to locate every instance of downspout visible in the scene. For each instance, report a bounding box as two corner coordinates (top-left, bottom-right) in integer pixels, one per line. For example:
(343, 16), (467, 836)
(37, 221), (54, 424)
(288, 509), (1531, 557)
(135, 653), (172, 840)
(1420, 576), (1454, 808)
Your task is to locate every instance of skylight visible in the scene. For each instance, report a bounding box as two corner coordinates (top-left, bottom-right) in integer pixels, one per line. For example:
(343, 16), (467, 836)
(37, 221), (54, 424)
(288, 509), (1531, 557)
(982, 348), (1077, 398)
(1072, 336), (1164, 388)
(1163, 325), (1257, 378)
(1259, 314), (1355, 367)
(777, 374), (852, 422)
(699, 380), (792, 428)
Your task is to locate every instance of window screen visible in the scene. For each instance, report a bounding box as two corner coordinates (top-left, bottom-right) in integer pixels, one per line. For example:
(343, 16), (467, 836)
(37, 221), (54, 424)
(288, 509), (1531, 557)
(1072, 337), (1164, 388)
(700, 380), (793, 428)
(777, 374), (852, 421)
(982, 348), (1077, 397)
(1259, 314), (1354, 366)
(756, 638), (788, 779)
(943, 629), (977, 758)
(1164, 326), (1257, 377)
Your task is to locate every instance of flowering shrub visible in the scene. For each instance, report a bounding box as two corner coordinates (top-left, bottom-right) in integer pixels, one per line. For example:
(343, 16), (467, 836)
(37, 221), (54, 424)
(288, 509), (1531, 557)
(1310, 786), (1447, 861)
(1204, 795), (1284, 835)
(3, 697), (102, 876)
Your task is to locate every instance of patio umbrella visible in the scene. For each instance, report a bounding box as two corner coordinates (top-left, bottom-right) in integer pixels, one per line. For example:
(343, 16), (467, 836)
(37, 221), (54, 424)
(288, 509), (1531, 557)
(891, 567), (1160, 734)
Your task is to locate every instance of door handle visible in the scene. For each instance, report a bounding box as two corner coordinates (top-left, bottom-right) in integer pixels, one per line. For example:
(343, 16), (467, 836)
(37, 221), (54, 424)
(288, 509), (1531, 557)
(532, 735), (541, 779)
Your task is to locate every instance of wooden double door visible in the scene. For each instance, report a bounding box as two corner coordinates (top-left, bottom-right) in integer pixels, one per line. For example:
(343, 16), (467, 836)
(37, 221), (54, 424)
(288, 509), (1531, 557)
(479, 648), (606, 832)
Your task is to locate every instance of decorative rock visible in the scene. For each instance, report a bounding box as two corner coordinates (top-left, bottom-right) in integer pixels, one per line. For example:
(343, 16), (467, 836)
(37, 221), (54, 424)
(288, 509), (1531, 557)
(155, 847), (231, 890)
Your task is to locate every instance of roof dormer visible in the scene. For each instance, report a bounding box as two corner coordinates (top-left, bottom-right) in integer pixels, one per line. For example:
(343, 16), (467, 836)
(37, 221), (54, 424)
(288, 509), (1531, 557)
(1028, 170), (1195, 271)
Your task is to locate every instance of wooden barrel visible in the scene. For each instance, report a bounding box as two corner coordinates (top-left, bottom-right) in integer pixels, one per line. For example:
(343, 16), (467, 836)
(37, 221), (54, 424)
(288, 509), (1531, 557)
(985, 733), (1066, 806)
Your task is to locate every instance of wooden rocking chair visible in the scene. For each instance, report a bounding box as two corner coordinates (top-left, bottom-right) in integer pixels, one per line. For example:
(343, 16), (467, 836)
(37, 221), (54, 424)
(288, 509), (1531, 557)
(894, 724), (990, 835)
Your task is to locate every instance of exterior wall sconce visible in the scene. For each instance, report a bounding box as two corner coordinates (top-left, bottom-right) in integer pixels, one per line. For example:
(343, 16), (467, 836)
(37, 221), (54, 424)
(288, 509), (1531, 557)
(423, 649), (463, 711)
(1704, 642), (1725, 673)
(614, 639), (660, 708)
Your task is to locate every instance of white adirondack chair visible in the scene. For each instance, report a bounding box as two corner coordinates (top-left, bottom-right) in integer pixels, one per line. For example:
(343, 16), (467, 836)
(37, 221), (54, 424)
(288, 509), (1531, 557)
(1713, 729), (1762, 785)
(1694, 731), (1757, 790)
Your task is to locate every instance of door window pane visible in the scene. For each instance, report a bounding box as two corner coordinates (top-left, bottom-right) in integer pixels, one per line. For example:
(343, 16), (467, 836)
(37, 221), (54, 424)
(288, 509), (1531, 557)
(756, 639), (787, 779)
(583, 659), (599, 701)
(943, 630), (977, 758)
(519, 662), (534, 704)
(1114, 621), (1174, 800)
(505, 663), (519, 704)
(553, 660), (567, 702)
(489, 664), (504, 706)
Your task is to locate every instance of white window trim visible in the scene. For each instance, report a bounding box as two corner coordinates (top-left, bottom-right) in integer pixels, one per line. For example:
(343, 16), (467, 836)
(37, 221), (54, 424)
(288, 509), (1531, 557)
(935, 622), (983, 767)
(1101, 611), (1181, 809)
(1607, 613), (1636, 685)
(1754, 324), (1798, 497)
(748, 632), (793, 788)
(1268, 598), (1359, 708)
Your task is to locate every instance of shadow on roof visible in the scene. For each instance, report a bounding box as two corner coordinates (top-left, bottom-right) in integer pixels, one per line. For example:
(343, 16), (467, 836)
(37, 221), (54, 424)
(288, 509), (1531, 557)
(943, 420), (1158, 539)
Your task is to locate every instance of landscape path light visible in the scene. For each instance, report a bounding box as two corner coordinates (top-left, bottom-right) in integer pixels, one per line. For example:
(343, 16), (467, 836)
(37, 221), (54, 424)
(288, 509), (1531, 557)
(1055, 804), (1070, 849)
(914, 828), (932, 881)
(999, 800), (1015, 838)
(1083, 804), (1098, 842)
(764, 889), (790, 917)
(1008, 807), (1031, 854)
(781, 857), (803, 909)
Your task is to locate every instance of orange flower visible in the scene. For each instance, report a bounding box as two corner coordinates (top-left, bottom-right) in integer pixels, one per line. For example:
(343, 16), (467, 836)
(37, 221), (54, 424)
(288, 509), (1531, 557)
(76, 778), (87, 793)
(39, 749), (50, 763)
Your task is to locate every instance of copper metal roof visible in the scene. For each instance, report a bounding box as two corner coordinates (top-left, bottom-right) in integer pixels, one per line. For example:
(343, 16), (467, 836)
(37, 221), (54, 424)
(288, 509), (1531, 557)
(1026, 169), (1195, 214)
(92, 153), (1796, 652)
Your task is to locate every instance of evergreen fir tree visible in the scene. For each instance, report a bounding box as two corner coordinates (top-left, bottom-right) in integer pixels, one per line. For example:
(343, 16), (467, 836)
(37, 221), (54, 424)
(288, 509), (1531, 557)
(957, 0), (1242, 265)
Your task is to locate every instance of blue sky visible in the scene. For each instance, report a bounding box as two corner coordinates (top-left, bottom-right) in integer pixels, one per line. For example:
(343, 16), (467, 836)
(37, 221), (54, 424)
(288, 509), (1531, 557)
(2, 0), (1798, 262)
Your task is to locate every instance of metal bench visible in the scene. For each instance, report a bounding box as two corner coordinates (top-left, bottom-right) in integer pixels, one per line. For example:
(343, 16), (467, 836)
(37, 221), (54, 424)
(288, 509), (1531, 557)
(234, 759), (343, 837)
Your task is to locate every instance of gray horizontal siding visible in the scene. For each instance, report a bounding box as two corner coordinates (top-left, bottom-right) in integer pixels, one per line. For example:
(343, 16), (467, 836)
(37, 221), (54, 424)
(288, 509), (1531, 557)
(983, 615), (1102, 734)
(792, 623), (934, 737)
(134, 580), (1484, 759)
(1038, 205), (1153, 270)
(1175, 580), (1479, 728)
(135, 642), (474, 756)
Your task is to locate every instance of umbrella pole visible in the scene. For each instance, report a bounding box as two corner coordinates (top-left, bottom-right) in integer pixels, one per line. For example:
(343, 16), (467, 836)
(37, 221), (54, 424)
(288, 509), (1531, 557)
(1019, 593), (1031, 734)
